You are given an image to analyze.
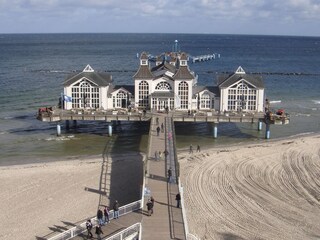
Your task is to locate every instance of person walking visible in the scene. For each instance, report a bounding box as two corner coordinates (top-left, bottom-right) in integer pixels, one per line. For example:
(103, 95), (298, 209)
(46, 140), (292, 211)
(146, 198), (153, 216)
(161, 122), (164, 132)
(97, 208), (104, 225)
(154, 150), (158, 161)
(113, 200), (120, 219)
(104, 206), (110, 223)
(95, 225), (104, 240)
(86, 219), (93, 239)
(175, 193), (181, 208)
(150, 196), (155, 214)
(167, 168), (172, 183)
(189, 144), (193, 154)
(197, 144), (200, 152)
(156, 126), (160, 136)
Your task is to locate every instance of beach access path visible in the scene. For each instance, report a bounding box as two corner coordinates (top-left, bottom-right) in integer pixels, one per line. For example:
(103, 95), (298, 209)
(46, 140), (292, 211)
(142, 113), (185, 240)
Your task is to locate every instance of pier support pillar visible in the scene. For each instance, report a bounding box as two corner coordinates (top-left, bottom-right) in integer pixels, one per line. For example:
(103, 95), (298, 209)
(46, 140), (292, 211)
(57, 124), (61, 136)
(265, 124), (270, 139)
(213, 123), (218, 139)
(258, 121), (262, 131)
(65, 120), (70, 130)
(108, 122), (113, 137)
(73, 120), (77, 128)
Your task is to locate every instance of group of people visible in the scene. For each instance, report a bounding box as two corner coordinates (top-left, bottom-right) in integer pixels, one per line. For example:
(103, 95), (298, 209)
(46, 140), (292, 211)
(156, 118), (165, 136)
(86, 200), (120, 239)
(189, 144), (201, 154)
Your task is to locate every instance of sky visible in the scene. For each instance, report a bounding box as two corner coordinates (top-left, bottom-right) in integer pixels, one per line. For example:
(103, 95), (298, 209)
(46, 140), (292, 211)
(0, 0), (319, 36)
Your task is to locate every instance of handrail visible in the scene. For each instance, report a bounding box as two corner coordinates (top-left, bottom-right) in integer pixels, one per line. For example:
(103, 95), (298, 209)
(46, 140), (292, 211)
(104, 222), (141, 240)
(178, 178), (200, 240)
(48, 200), (142, 240)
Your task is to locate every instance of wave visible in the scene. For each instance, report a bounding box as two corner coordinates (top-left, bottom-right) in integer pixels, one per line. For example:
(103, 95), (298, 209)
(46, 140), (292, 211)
(312, 100), (320, 105)
(44, 135), (76, 141)
(269, 100), (281, 104)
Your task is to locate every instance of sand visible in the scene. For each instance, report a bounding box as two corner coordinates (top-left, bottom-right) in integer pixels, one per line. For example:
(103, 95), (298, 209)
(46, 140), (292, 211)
(0, 153), (143, 240)
(1, 134), (320, 240)
(179, 134), (320, 240)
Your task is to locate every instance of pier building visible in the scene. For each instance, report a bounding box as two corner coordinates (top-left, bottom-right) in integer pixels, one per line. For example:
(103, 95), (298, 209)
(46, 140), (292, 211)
(62, 53), (264, 114)
(38, 49), (289, 140)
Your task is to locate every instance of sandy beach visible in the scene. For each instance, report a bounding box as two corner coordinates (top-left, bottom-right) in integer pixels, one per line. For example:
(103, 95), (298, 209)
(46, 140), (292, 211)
(0, 153), (143, 240)
(180, 134), (320, 240)
(1, 134), (320, 240)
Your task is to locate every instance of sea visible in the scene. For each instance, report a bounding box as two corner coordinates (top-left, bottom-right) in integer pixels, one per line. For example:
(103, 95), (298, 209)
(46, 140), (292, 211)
(0, 33), (319, 166)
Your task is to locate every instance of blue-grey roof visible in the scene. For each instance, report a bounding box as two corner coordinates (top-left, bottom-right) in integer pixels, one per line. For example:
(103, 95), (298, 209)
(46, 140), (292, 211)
(217, 73), (264, 89)
(63, 71), (112, 87)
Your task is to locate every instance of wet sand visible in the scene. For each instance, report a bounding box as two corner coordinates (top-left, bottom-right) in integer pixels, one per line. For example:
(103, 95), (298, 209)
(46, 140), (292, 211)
(179, 133), (320, 240)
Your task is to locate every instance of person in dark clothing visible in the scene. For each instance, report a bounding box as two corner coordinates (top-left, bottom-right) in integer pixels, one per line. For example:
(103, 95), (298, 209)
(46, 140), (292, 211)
(97, 208), (104, 225)
(168, 168), (172, 183)
(146, 199), (153, 216)
(156, 126), (160, 136)
(113, 200), (120, 219)
(175, 193), (181, 208)
(197, 145), (200, 152)
(86, 219), (93, 238)
(189, 144), (193, 154)
(150, 196), (155, 214)
(161, 122), (164, 132)
(95, 225), (104, 240)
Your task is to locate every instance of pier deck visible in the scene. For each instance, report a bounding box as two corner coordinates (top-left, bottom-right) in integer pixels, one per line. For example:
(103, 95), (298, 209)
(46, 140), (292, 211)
(142, 114), (185, 239)
(37, 108), (267, 124)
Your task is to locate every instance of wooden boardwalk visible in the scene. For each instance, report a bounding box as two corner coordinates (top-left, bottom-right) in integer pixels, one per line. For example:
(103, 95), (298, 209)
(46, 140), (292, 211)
(70, 113), (186, 240)
(142, 114), (185, 240)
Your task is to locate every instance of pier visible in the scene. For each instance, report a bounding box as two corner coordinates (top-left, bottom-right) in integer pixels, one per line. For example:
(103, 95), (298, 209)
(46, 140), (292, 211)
(189, 53), (220, 63)
(39, 108), (289, 240)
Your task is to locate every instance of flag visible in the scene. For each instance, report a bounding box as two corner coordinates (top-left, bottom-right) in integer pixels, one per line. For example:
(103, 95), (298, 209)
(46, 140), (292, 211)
(63, 95), (72, 102)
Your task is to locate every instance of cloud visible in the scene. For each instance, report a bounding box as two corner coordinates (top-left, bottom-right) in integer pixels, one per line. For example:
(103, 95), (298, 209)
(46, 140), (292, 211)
(0, 0), (319, 35)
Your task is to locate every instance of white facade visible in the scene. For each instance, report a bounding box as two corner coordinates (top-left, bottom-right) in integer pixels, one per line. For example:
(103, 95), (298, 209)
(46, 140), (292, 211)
(63, 61), (265, 114)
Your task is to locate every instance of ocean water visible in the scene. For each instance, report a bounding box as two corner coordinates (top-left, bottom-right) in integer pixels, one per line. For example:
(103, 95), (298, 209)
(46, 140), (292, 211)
(0, 33), (319, 165)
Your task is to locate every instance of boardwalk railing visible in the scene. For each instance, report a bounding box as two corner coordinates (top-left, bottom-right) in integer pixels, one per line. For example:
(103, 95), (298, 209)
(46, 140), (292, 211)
(48, 200), (142, 240)
(178, 178), (200, 240)
(105, 222), (142, 240)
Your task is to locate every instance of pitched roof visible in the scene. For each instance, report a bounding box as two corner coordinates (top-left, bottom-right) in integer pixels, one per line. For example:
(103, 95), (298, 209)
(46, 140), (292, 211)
(217, 71), (264, 89)
(133, 65), (154, 79)
(63, 71), (112, 87)
(173, 66), (194, 80)
(111, 85), (135, 95)
(192, 86), (220, 97)
(180, 52), (188, 60)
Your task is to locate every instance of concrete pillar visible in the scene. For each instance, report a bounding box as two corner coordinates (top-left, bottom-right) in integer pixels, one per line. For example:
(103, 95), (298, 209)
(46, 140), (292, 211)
(265, 124), (270, 139)
(258, 121), (262, 131)
(57, 124), (61, 136)
(65, 120), (70, 130)
(213, 123), (218, 139)
(73, 120), (77, 128)
(108, 122), (113, 137)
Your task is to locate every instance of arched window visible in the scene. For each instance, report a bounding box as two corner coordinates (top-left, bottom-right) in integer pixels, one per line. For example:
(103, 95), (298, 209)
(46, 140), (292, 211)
(139, 81), (149, 108)
(227, 81), (256, 111)
(71, 80), (99, 109)
(113, 91), (127, 108)
(155, 81), (172, 90)
(201, 92), (211, 109)
(178, 81), (188, 109)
